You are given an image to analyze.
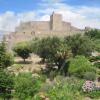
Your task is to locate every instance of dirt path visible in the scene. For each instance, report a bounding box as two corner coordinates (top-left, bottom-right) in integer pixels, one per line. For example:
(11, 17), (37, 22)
(10, 54), (46, 75)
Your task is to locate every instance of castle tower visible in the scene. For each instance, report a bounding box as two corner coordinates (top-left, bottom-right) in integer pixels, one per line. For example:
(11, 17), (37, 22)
(50, 12), (62, 31)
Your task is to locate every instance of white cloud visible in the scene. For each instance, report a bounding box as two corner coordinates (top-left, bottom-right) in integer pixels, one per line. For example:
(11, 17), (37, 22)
(37, 2), (100, 29)
(41, 0), (65, 3)
(0, 11), (18, 32)
(0, 11), (37, 32)
(0, 2), (100, 34)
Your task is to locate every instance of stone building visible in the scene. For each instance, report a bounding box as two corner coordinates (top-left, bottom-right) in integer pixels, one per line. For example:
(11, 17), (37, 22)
(6, 12), (86, 51)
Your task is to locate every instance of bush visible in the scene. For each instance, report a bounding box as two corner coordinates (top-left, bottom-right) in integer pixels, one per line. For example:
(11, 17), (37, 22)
(0, 69), (14, 99)
(68, 56), (95, 78)
(1, 53), (14, 68)
(34, 78), (84, 100)
(83, 72), (96, 81)
(83, 90), (100, 99)
(14, 73), (42, 100)
(94, 62), (100, 69)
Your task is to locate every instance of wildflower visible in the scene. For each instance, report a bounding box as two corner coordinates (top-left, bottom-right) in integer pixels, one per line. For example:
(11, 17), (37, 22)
(82, 80), (95, 92)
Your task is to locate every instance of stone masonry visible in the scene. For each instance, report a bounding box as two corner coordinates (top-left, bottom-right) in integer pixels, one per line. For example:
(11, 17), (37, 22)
(6, 12), (88, 51)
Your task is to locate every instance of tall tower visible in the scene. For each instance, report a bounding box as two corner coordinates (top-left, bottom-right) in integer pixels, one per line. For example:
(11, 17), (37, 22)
(50, 12), (62, 31)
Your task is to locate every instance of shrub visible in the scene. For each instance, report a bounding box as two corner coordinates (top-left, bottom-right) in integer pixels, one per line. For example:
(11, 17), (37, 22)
(0, 69), (14, 99)
(94, 62), (100, 69)
(83, 72), (96, 81)
(1, 53), (14, 68)
(14, 73), (42, 100)
(34, 77), (84, 100)
(68, 56), (95, 78)
(83, 90), (100, 99)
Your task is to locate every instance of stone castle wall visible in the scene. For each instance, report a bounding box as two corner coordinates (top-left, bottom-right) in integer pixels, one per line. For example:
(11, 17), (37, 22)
(6, 12), (85, 51)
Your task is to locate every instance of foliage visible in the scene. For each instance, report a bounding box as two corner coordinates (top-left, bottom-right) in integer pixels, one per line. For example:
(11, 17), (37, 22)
(31, 37), (72, 72)
(1, 53), (14, 69)
(34, 77), (84, 100)
(64, 34), (94, 57)
(0, 69), (14, 99)
(83, 72), (96, 81)
(83, 90), (100, 99)
(85, 29), (100, 39)
(85, 29), (100, 52)
(93, 39), (100, 52)
(14, 73), (42, 100)
(82, 81), (95, 92)
(0, 41), (14, 69)
(94, 62), (100, 69)
(90, 55), (100, 69)
(13, 42), (31, 62)
(54, 42), (72, 70)
(31, 37), (62, 62)
(68, 56), (95, 78)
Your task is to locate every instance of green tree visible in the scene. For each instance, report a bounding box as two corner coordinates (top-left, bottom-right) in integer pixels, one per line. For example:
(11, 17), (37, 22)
(54, 42), (72, 70)
(68, 56), (95, 78)
(65, 34), (94, 57)
(13, 42), (31, 62)
(0, 41), (14, 69)
(14, 73), (42, 100)
(93, 39), (100, 52)
(31, 37), (62, 62)
(85, 29), (100, 39)
(0, 40), (14, 100)
(31, 37), (72, 71)
(0, 69), (14, 100)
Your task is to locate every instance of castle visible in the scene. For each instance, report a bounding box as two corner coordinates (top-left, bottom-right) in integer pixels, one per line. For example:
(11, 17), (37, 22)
(6, 12), (89, 51)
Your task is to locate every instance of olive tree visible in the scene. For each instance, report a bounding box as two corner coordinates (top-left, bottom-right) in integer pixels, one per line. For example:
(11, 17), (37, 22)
(31, 37), (72, 71)
(65, 34), (94, 57)
(13, 42), (31, 62)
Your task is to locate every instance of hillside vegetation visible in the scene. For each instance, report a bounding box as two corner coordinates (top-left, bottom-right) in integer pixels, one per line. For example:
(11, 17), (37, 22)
(0, 30), (100, 100)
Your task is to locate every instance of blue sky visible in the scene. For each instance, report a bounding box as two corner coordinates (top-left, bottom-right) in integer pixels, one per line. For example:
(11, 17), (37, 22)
(0, 0), (100, 13)
(0, 0), (100, 33)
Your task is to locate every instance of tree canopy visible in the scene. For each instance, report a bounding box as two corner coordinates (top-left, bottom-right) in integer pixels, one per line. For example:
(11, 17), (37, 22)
(0, 41), (14, 69)
(85, 29), (100, 39)
(64, 34), (94, 57)
(13, 42), (31, 62)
